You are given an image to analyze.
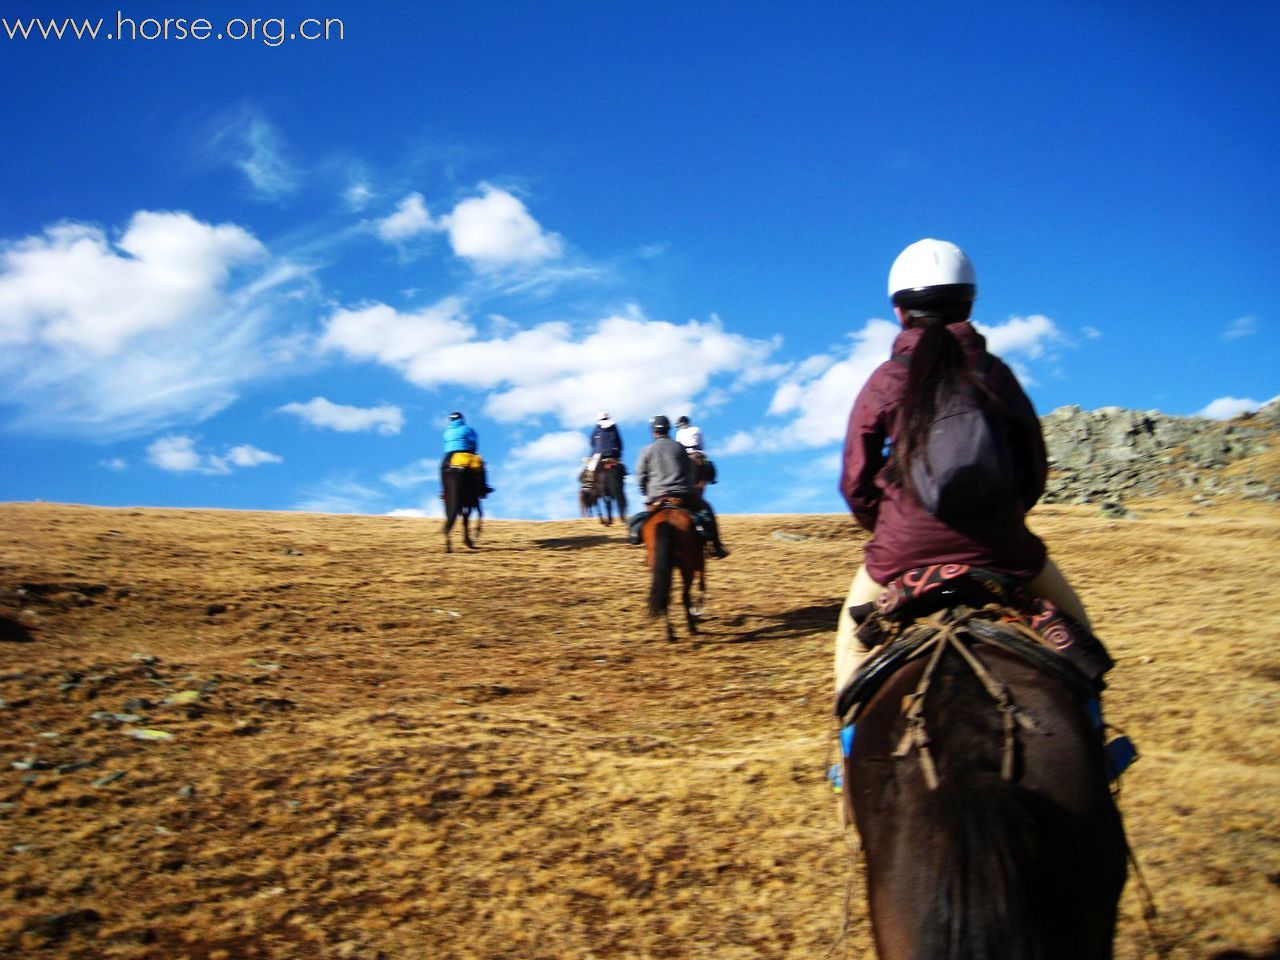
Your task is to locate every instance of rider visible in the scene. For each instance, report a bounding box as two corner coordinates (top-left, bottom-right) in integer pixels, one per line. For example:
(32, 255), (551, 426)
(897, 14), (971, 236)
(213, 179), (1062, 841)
(674, 415), (703, 453)
(441, 411), (493, 498)
(675, 414), (717, 487)
(586, 411), (624, 477)
(834, 239), (1092, 697)
(628, 415), (729, 558)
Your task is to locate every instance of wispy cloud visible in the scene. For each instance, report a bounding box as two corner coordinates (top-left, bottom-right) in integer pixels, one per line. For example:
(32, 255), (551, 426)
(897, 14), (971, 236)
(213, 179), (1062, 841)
(146, 435), (281, 475)
(279, 396), (405, 435)
(1223, 315), (1258, 340)
(211, 109), (299, 199)
(0, 210), (312, 439)
(292, 476), (386, 514)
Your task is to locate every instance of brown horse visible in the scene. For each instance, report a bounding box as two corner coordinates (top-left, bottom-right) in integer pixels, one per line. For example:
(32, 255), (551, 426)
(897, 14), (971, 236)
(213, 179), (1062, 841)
(591, 458), (628, 526)
(840, 611), (1127, 960)
(642, 504), (705, 640)
(443, 466), (483, 553)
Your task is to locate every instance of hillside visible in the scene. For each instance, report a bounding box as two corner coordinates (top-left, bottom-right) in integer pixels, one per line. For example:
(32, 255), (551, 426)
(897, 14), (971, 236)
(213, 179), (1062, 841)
(1, 494), (1278, 959)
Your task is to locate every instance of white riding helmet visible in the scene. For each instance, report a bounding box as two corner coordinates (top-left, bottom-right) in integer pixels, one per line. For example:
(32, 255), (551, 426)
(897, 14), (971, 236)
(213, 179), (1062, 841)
(888, 239), (977, 308)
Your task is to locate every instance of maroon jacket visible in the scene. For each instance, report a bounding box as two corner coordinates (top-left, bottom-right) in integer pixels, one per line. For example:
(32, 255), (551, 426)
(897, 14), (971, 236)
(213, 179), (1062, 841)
(839, 321), (1048, 584)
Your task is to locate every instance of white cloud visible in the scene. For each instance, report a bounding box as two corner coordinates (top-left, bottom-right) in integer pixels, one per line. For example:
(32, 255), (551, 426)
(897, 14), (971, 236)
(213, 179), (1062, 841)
(512, 431), (588, 462)
(147, 435), (216, 473)
(1082, 326), (1102, 340)
(722, 313), (1068, 456)
(441, 184), (563, 270)
(723, 318), (899, 454)
(1197, 396), (1262, 420)
(98, 457), (128, 471)
(976, 314), (1061, 361)
(226, 444), (283, 467)
(146, 434), (281, 475)
(1223, 315), (1258, 340)
(279, 396), (405, 435)
(0, 210), (308, 439)
(321, 302), (776, 429)
(375, 192), (435, 243)
(0, 212), (266, 355)
(320, 297), (473, 367)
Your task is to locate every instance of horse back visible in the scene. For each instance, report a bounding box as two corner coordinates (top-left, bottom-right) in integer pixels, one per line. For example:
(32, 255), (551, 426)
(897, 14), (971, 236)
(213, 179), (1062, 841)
(444, 467), (482, 511)
(849, 642), (1126, 960)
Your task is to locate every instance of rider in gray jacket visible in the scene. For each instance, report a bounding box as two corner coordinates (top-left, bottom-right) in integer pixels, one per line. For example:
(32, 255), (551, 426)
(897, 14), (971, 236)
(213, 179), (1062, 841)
(628, 415), (728, 558)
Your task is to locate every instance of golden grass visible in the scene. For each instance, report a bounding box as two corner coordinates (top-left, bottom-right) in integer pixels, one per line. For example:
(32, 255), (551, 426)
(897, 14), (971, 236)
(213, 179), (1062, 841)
(1, 499), (1277, 958)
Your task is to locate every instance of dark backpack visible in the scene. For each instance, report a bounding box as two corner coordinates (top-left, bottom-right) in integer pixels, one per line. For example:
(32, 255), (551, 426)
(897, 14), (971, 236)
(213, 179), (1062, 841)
(893, 353), (1017, 520)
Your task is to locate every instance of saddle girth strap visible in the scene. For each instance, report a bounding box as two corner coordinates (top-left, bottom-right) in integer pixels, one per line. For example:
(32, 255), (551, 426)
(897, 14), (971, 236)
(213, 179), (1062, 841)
(891, 610), (1037, 790)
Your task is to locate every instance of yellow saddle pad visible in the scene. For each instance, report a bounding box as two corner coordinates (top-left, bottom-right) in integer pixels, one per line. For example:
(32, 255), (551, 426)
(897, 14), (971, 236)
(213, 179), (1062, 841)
(448, 451), (484, 470)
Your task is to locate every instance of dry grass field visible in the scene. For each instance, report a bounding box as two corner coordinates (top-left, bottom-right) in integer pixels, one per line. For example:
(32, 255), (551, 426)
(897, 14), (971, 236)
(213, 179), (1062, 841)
(1, 499), (1278, 959)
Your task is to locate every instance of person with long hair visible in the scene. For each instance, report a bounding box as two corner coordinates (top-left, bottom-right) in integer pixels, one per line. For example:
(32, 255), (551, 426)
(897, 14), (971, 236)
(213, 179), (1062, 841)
(834, 239), (1090, 696)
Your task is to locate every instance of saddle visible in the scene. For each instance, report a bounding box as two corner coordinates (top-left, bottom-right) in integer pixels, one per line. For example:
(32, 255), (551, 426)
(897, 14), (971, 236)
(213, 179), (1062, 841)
(448, 451), (484, 471)
(835, 564), (1113, 724)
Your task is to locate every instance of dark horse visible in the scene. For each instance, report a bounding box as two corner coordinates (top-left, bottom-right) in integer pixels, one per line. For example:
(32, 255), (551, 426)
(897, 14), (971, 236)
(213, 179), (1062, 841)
(841, 610), (1127, 960)
(643, 503), (705, 641)
(591, 458), (628, 526)
(443, 466), (484, 553)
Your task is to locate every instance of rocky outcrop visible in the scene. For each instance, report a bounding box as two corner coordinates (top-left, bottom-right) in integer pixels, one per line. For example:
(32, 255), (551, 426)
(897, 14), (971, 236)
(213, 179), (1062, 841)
(1039, 399), (1280, 504)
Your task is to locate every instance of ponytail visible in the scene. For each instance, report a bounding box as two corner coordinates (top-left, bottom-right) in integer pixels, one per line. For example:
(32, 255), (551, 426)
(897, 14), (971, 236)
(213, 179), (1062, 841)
(894, 320), (970, 500)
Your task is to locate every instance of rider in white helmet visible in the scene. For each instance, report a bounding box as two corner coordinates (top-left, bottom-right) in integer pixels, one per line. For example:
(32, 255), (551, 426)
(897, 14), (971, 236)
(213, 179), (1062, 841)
(834, 239), (1095, 696)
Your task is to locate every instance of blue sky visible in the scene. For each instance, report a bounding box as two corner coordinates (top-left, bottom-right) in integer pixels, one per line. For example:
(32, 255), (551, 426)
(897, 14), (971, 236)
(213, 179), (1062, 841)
(1, 1), (1276, 518)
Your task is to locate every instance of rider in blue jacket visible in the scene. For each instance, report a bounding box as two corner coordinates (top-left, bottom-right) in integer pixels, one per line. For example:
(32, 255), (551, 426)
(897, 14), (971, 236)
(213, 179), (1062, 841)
(441, 412), (492, 497)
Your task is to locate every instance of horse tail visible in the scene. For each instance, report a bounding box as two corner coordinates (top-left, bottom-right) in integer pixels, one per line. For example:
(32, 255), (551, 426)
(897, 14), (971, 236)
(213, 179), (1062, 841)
(917, 767), (1078, 959)
(648, 519), (673, 617)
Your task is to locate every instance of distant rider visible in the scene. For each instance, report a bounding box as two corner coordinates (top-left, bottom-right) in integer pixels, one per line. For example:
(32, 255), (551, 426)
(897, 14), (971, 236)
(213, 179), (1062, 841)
(674, 415), (703, 453)
(675, 414), (716, 487)
(586, 412), (624, 477)
(441, 411), (493, 498)
(628, 415), (728, 558)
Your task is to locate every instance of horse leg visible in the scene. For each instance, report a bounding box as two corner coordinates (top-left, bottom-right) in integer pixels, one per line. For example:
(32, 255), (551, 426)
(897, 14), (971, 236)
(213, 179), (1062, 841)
(689, 567), (705, 619)
(463, 509), (476, 550)
(682, 567), (698, 634)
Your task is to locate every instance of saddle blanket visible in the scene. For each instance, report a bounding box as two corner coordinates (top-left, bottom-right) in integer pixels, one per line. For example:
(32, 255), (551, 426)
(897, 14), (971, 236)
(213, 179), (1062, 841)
(448, 451), (484, 470)
(858, 563), (1115, 686)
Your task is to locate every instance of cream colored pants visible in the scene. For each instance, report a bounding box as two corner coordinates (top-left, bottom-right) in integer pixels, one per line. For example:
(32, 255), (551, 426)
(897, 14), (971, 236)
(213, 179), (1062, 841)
(832, 556), (1091, 694)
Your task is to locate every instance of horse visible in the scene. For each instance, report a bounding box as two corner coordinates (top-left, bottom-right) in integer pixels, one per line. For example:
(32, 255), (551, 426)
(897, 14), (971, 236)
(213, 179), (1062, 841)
(840, 608), (1128, 960)
(591, 458), (628, 526)
(642, 502), (705, 641)
(442, 465), (484, 553)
